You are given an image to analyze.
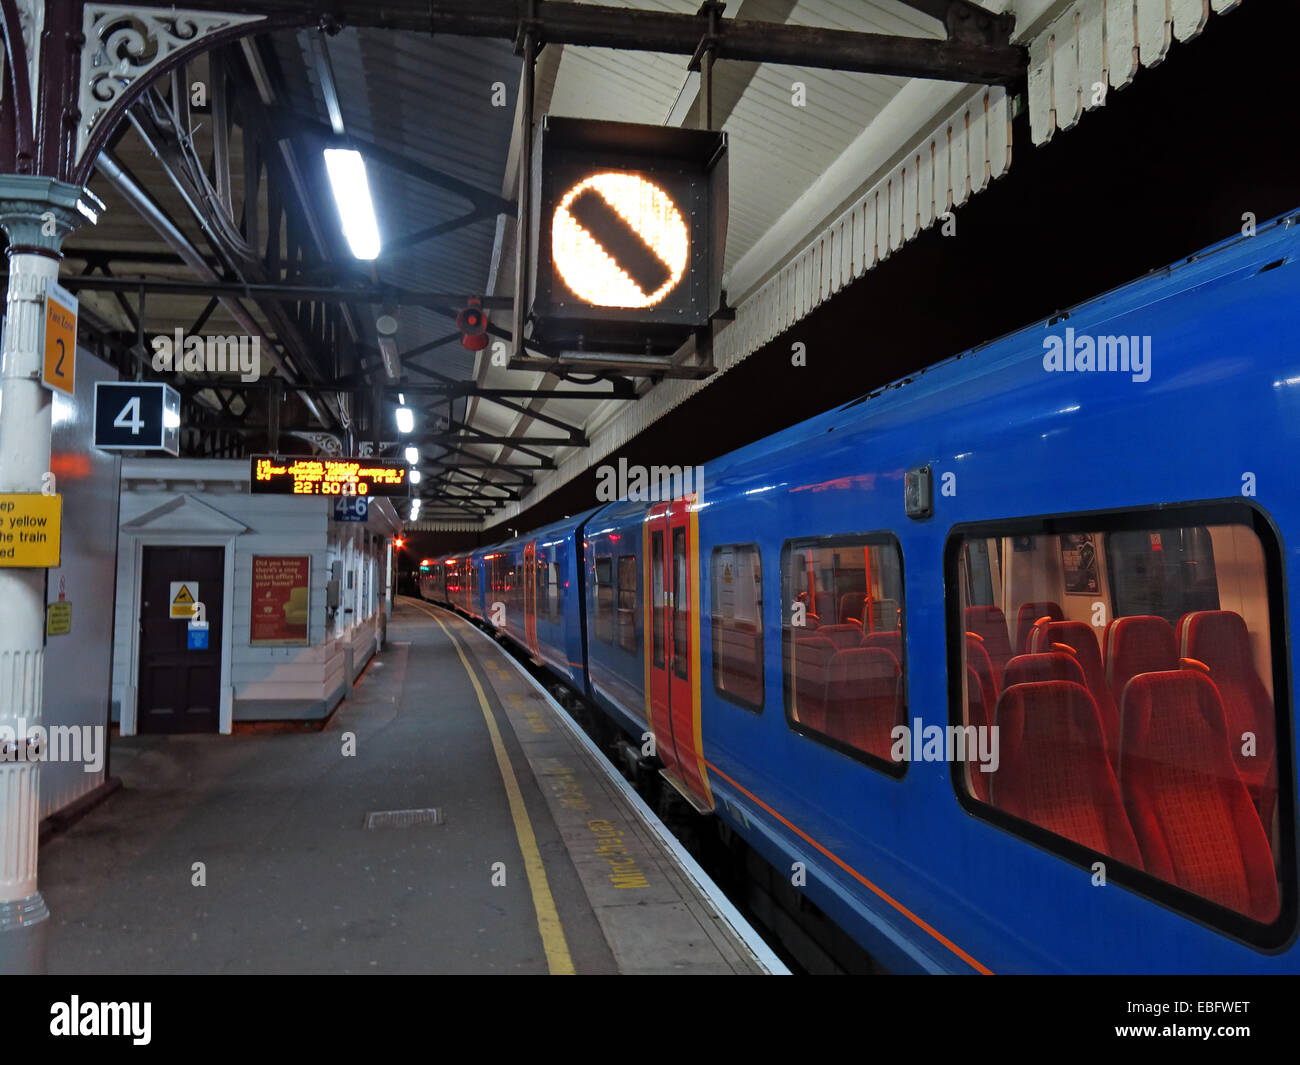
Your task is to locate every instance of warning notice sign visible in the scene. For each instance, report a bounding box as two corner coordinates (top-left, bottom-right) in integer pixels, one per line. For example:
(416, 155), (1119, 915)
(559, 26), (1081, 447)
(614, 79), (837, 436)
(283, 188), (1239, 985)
(250, 555), (310, 646)
(170, 581), (199, 619)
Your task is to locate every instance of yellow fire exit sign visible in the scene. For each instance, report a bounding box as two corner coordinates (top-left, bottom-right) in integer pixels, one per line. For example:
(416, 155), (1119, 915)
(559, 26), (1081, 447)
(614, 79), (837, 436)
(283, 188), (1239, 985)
(0, 494), (62, 567)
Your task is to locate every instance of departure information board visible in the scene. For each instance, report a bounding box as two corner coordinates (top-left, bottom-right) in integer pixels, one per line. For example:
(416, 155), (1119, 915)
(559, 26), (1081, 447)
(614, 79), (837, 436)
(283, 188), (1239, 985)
(250, 455), (409, 497)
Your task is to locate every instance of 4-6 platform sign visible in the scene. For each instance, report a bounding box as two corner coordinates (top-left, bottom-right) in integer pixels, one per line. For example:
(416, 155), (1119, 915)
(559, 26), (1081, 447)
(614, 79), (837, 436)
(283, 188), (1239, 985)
(93, 382), (181, 455)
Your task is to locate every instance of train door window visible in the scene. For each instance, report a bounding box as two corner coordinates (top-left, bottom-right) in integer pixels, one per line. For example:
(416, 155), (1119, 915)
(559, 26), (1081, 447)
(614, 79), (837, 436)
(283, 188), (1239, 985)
(948, 505), (1292, 944)
(617, 555), (638, 652)
(672, 527), (688, 679)
(594, 554), (614, 644)
(651, 531), (665, 668)
(548, 560), (562, 620)
(1108, 526), (1220, 624)
(780, 534), (906, 772)
(711, 544), (763, 712)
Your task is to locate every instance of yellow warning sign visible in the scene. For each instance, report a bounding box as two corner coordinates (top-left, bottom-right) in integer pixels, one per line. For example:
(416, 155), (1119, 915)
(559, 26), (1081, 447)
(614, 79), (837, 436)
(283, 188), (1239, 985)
(0, 494), (62, 567)
(42, 282), (77, 397)
(46, 601), (71, 636)
(170, 581), (200, 619)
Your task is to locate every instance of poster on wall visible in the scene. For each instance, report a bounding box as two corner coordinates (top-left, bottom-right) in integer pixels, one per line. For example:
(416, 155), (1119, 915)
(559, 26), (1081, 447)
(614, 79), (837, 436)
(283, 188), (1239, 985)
(250, 555), (310, 645)
(1059, 533), (1100, 595)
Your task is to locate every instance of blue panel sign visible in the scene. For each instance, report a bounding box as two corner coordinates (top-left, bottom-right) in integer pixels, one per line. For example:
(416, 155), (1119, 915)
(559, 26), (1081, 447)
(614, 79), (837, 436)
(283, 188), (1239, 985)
(187, 621), (209, 650)
(333, 496), (370, 522)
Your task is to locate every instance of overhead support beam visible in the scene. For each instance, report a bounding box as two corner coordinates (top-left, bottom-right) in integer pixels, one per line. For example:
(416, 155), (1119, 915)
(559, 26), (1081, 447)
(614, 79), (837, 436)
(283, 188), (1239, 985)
(176, 0), (1027, 85)
(434, 440), (554, 472)
(893, 0), (1015, 45)
(43, 273), (515, 311)
(93, 151), (334, 428)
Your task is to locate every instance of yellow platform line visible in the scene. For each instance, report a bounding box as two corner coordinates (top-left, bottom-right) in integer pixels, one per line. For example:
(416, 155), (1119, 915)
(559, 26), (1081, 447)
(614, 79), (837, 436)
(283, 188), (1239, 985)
(417, 603), (575, 975)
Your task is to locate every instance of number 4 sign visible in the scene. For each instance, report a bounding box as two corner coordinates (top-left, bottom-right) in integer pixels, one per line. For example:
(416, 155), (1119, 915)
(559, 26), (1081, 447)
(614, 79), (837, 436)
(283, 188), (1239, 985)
(93, 381), (181, 455)
(42, 282), (77, 397)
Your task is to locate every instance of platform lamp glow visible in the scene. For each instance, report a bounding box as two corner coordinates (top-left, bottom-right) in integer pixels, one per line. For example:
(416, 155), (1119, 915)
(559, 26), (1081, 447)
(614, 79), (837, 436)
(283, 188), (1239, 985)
(324, 148), (381, 260)
(395, 406), (414, 434)
(404, 445), (419, 465)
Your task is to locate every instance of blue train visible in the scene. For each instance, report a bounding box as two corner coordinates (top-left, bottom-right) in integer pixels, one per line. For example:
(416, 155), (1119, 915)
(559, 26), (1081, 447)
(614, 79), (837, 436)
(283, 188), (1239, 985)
(419, 211), (1300, 974)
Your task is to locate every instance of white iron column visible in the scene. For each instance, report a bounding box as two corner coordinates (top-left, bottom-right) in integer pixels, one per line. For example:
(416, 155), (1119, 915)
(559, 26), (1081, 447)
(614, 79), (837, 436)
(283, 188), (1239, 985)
(0, 176), (101, 974)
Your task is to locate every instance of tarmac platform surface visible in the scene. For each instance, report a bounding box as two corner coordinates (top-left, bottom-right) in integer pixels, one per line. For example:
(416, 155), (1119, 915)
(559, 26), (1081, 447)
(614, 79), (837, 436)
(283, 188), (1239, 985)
(39, 598), (778, 974)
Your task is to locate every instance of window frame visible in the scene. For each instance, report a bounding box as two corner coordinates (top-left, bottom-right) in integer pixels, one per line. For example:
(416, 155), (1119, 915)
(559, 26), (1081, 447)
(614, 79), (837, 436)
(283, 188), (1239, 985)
(944, 500), (1296, 949)
(710, 542), (765, 714)
(780, 531), (909, 778)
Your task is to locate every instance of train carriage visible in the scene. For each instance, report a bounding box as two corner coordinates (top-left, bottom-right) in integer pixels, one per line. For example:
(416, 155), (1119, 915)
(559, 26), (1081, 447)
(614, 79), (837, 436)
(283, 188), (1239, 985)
(421, 211), (1300, 973)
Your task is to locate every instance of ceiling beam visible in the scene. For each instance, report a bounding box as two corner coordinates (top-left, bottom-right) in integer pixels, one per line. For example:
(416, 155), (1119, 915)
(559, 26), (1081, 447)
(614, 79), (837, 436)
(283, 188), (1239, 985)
(173, 0), (1027, 85)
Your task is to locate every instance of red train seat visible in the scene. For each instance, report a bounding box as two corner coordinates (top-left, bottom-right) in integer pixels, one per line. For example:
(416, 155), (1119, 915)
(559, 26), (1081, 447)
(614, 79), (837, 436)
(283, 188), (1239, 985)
(1003, 652), (1087, 690)
(966, 635), (998, 730)
(1016, 601), (1064, 653)
(793, 636), (835, 732)
(839, 592), (866, 625)
(1105, 615), (1178, 707)
(1119, 670), (1278, 923)
(1177, 610), (1276, 824)
(823, 647), (901, 760)
(860, 629), (902, 666)
(818, 624), (866, 651)
(965, 606), (1014, 687)
(1029, 620), (1118, 764)
(991, 680), (1142, 868)
(966, 668), (992, 802)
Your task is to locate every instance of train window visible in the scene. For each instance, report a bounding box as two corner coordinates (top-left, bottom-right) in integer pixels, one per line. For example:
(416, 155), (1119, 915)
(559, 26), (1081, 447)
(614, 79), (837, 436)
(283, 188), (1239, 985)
(948, 505), (1292, 943)
(547, 561), (561, 620)
(651, 532), (665, 668)
(711, 544), (764, 712)
(594, 554), (614, 644)
(672, 527), (688, 679)
(780, 534), (907, 773)
(617, 555), (638, 652)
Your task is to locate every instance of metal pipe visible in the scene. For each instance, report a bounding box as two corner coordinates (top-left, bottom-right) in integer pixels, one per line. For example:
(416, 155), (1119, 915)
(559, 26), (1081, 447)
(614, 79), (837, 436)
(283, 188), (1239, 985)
(94, 151), (333, 427)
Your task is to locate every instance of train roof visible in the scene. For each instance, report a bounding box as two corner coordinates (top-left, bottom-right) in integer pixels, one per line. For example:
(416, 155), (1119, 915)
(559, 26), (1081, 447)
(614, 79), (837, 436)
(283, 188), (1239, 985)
(683, 208), (1300, 497)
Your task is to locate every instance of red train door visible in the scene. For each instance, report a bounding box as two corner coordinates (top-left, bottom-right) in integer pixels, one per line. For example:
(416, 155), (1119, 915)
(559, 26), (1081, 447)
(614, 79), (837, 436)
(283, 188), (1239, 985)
(644, 498), (712, 810)
(524, 541), (540, 658)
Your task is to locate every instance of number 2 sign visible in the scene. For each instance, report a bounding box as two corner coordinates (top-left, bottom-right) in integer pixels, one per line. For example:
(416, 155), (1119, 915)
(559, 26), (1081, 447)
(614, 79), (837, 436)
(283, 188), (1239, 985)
(42, 282), (78, 397)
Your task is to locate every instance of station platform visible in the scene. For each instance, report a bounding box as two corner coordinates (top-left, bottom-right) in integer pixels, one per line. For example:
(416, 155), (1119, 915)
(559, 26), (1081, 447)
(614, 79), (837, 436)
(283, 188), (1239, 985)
(38, 598), (781, 975)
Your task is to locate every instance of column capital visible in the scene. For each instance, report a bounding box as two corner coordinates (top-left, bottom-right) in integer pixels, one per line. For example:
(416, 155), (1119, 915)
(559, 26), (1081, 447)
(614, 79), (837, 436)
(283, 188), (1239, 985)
(0, 176), (104, 257)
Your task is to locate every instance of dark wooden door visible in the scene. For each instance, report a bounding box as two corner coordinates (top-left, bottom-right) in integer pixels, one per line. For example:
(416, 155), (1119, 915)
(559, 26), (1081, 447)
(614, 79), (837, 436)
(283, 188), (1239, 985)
(138, 545), (224, 733)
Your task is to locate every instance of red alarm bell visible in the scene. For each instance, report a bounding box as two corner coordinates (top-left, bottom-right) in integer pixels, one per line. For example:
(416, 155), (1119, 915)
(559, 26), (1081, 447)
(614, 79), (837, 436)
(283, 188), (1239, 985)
(457, 297), (489, 351)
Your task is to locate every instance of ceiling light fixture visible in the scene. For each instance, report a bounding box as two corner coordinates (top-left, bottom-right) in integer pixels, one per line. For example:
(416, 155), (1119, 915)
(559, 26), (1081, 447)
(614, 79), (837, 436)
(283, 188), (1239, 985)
(323, 148), (381, 260)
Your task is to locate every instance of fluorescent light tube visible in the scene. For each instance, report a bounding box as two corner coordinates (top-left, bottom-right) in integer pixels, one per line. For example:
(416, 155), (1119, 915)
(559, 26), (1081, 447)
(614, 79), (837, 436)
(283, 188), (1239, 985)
(323, 148), (381, 260)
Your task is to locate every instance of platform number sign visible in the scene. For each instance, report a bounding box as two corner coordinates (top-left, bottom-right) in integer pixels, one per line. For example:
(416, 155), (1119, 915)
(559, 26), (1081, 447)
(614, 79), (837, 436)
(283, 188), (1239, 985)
(93, 381), (181, 455)
(42, 281), (78, 396)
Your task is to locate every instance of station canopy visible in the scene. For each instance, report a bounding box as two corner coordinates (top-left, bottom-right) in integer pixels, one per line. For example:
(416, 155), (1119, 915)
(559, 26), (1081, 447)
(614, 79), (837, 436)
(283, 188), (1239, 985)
(58, 0), (1231, 529)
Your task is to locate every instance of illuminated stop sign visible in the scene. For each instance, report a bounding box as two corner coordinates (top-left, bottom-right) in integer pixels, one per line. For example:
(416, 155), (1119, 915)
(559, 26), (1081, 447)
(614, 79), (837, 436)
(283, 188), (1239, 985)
(552, 172), (689, 309)
(528, 117), (728, 357)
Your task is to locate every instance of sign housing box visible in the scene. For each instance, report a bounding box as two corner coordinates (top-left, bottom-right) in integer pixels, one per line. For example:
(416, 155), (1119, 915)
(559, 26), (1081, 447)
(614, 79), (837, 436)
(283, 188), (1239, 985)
(528, 116), (728, 357)
(93, 381), (180, 455)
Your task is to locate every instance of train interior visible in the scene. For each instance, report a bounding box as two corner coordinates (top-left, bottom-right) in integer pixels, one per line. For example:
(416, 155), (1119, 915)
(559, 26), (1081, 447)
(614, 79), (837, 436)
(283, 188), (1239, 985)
(783, 539), (907, 764)
(957, 521), (1282, 925)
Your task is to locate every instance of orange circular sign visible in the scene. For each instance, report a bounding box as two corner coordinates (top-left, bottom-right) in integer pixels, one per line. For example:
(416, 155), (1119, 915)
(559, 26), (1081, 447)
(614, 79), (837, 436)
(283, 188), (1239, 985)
(552, 172), (688, 308)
